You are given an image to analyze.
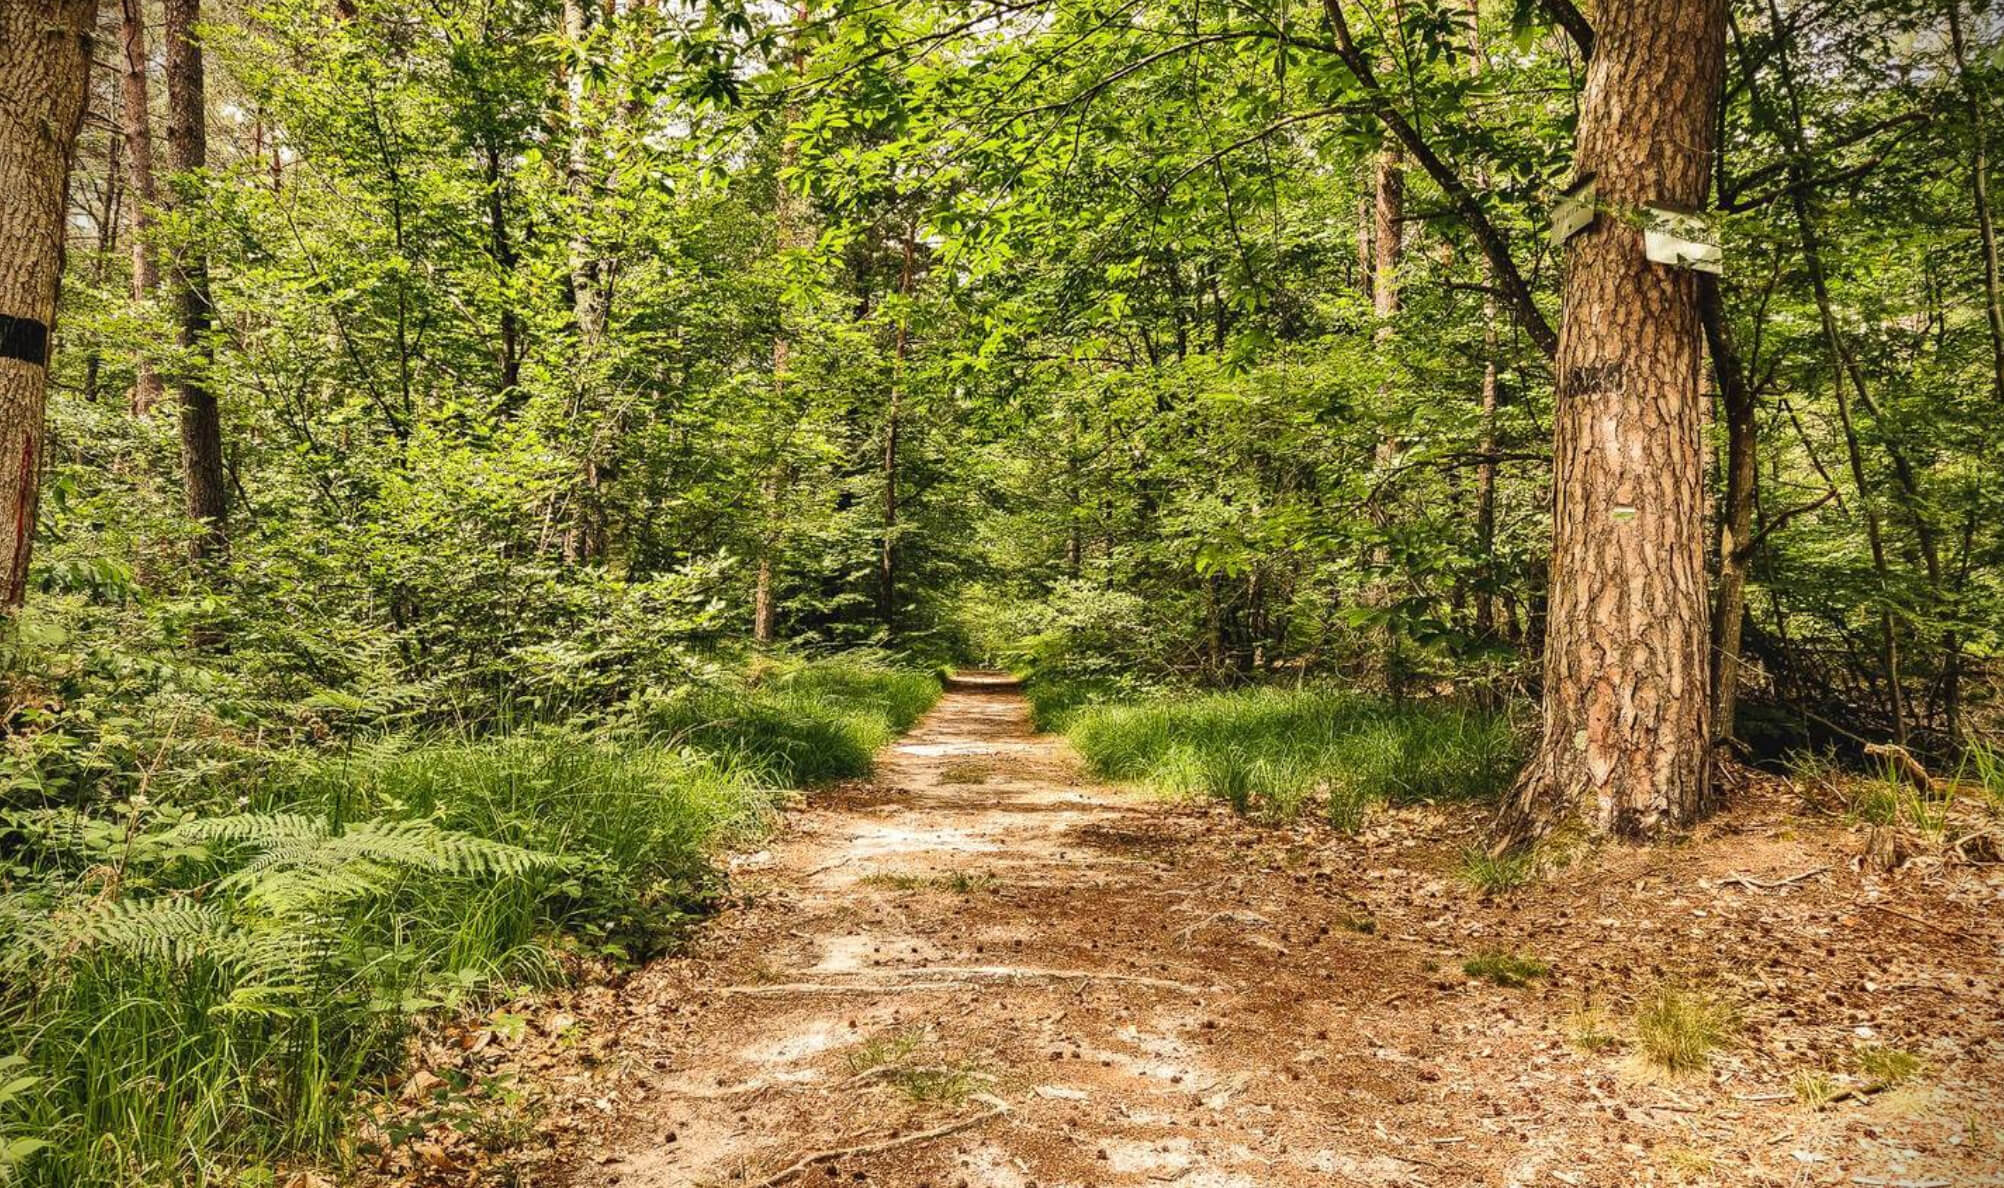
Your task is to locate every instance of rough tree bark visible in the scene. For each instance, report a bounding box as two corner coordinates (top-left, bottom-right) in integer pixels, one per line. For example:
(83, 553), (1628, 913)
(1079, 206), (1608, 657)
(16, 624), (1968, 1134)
(164, 0), (229, 558)
(0, 0), (96, 609)
(1501, 0), (1726, 842)
(120, 0), (168, 417)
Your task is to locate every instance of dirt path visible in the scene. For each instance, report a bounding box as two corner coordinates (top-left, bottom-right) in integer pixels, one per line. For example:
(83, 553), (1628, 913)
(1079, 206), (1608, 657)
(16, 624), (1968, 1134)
(538, 677), (2004, 1188)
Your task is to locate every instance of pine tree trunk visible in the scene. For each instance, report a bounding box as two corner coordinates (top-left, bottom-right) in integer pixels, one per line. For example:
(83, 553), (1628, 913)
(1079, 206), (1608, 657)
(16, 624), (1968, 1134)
(0, 0), (96, 609)
(164, 0), (228, 559)
(1503, 0), (1725, 842)
(120, 0), (168, 417)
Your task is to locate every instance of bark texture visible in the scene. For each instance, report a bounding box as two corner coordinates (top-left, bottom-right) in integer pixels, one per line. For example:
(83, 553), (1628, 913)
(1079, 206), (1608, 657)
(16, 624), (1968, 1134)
(165, 0), (229, 558)
(120, 0), (168, 416)
(1504, 0), (1726, 841)
(0, 0), (96, 608)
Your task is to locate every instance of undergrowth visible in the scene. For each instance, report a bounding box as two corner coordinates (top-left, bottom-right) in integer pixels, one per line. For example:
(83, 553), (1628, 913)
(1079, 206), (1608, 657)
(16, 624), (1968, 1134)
(0, 654), (938, 1187)
(1061, 684), (1520, 827)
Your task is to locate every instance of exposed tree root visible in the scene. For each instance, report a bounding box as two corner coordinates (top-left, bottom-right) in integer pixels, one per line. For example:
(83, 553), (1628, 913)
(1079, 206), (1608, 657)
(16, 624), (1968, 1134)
(750, 1095), (1010, 1186)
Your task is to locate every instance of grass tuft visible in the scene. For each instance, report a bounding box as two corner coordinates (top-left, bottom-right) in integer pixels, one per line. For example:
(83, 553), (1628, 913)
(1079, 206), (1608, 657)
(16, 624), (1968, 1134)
(1457, 845), (1536, 894)
(1566, 1003), (1618, 1054)
(1855, 1044), (1924, 1089)
(1633, 985), (1738, 1074)
(1462, 950), (1550, 987)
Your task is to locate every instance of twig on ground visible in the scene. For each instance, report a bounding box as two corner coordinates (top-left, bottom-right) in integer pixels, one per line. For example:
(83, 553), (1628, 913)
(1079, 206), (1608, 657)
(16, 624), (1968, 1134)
(1857, 901), (1971, 940)
(1721, 866), (1829, 890)
(751, 1094), (1010, 1186)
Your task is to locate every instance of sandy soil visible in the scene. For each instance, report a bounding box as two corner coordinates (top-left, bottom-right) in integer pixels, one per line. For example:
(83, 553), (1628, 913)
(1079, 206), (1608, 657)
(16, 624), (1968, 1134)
(433, 676), (2003, 1188)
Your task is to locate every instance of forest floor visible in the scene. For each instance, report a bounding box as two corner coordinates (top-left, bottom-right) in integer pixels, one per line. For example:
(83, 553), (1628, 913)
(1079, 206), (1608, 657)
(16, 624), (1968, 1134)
(415, 677), (2003, 1188)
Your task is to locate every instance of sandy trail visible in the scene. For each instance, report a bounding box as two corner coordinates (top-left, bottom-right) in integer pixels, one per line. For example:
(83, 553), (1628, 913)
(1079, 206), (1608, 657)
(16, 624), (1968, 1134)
(548, 676), (2004, 1188)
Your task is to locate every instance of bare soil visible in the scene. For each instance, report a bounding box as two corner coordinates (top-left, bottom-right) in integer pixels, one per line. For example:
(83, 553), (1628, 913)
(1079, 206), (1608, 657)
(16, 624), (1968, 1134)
(409, 677), (2004, 1187)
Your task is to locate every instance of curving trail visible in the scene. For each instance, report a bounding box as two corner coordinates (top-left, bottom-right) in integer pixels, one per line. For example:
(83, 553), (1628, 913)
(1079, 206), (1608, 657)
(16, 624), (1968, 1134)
(551, 675), (2004, 1188)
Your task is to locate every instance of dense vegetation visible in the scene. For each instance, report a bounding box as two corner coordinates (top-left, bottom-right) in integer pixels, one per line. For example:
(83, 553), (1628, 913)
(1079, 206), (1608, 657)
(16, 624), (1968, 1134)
(0, 0), (1999, 1181)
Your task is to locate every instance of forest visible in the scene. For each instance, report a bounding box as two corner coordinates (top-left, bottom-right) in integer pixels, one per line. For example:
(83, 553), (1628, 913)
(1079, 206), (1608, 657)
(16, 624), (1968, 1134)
(0, 0), (2001, 1183)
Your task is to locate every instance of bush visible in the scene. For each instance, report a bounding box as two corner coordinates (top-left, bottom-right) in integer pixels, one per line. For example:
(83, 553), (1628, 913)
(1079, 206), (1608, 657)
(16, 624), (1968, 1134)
(1064, 684), (1522, 827)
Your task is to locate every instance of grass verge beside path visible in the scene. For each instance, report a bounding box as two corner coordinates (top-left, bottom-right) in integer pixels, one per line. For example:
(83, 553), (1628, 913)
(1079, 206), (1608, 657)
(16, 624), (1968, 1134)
(1044, 681), (1521, 828)
(0, 654), (939, 1187)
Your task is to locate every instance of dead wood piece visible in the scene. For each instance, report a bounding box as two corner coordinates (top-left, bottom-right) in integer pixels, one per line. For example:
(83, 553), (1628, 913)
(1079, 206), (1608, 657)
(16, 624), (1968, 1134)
(751, 1095), (1010, 1186)
(1863, 743), (1933, 790)
(1857, 901), (1972, 941)
(1721, 865), (1829, 890)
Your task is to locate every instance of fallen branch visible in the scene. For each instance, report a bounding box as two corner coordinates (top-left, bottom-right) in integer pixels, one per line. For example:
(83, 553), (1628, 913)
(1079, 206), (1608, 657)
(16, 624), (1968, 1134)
(838, 1064), (996, 1090)
(723, 966), (1204, 997)
(1862, 743), (1932, 790)
(1721, 865), (1829, 890)
(1857, 901), (1971, 941)
(752, 1095), (1010, 1187)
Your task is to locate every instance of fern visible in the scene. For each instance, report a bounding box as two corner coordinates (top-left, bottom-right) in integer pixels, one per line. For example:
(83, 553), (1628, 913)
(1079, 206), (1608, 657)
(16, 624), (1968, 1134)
(170, 813), (563, 913)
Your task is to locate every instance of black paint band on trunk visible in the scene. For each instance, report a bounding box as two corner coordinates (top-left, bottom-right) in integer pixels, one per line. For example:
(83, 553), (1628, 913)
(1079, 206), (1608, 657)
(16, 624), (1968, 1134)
(0, 315), (50, 366)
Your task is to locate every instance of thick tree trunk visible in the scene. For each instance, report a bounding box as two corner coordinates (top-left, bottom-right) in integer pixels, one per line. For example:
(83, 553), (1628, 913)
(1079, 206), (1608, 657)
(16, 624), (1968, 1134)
(1503, 0), (1725, 842)
(120, 0), (168, 417)
(164, 0), (228, 558)
(0, 0), (96, 609)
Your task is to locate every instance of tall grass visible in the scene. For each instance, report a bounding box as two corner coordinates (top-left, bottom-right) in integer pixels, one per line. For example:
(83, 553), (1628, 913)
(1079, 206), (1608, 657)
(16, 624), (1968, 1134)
(0, 654), (938, 1186)
(1066, 685), (1521, 827)
(643, 657), (940, 785)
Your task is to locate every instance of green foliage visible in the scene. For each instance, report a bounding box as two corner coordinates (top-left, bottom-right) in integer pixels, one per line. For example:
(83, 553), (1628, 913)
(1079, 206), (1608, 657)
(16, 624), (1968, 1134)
(1633, 986), (1739, 1075)
(640, 657), (939, 785)
(1462, 951), (1550, 988)
(1066, 685), (1521, 827)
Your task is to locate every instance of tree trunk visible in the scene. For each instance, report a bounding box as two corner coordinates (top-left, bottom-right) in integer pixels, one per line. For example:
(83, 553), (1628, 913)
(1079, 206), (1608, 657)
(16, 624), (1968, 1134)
(164, 0), (228, 558)
(1372, 142), (1403, 325)
(120, 0), (168, 417)
(754, 0), (812, 645)
(1465, 0), (1499, 644)
(1502, 0), (1725, 842)
(1946, 0), (2004, 403)
(1700, 275), (1756, 746)
(881, 229), (915, 635)
(0, 0), (96, 609)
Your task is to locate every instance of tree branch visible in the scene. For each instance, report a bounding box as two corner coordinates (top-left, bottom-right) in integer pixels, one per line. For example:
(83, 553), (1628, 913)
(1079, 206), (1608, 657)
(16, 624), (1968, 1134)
(1541, 0), (1594, 61)
(1320, 0), (1559, 358)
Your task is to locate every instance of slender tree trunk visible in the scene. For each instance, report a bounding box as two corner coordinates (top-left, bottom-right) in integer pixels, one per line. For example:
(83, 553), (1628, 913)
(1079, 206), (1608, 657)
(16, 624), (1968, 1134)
(1466, 0), (1499, 644)
(1700, 275), (1756, 746)
(754, 0), (811, 645)
(1372, 142), (1403, 326)
(1503, 0), (1726, 842)
(164, 0), (228, 558)
(119, 0), (168, 417)
(1946, 0), (2004, 403)
(881, 229), (915, 635)
(0, 0), (96, 609)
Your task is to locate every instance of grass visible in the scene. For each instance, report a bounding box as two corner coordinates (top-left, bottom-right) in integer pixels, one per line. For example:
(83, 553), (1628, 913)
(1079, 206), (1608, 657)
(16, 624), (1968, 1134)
(1855, 1044), (1924, 1088)
(842, 1030), (984, 1104)
(937, 761), (991, 785)
(1792, 1068), (1842, 1108)
(1462, 950), (1550, 987)
(1457, 844), (1537, 894)
(644, 657), (940, 786)
(1566, 1003), (1619, 1054)
(859, 870), (997, 894)
(1063, 685), (1520, 828)
(1633, 985), (1738, 1074)
(0, 653), (938, 1187)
